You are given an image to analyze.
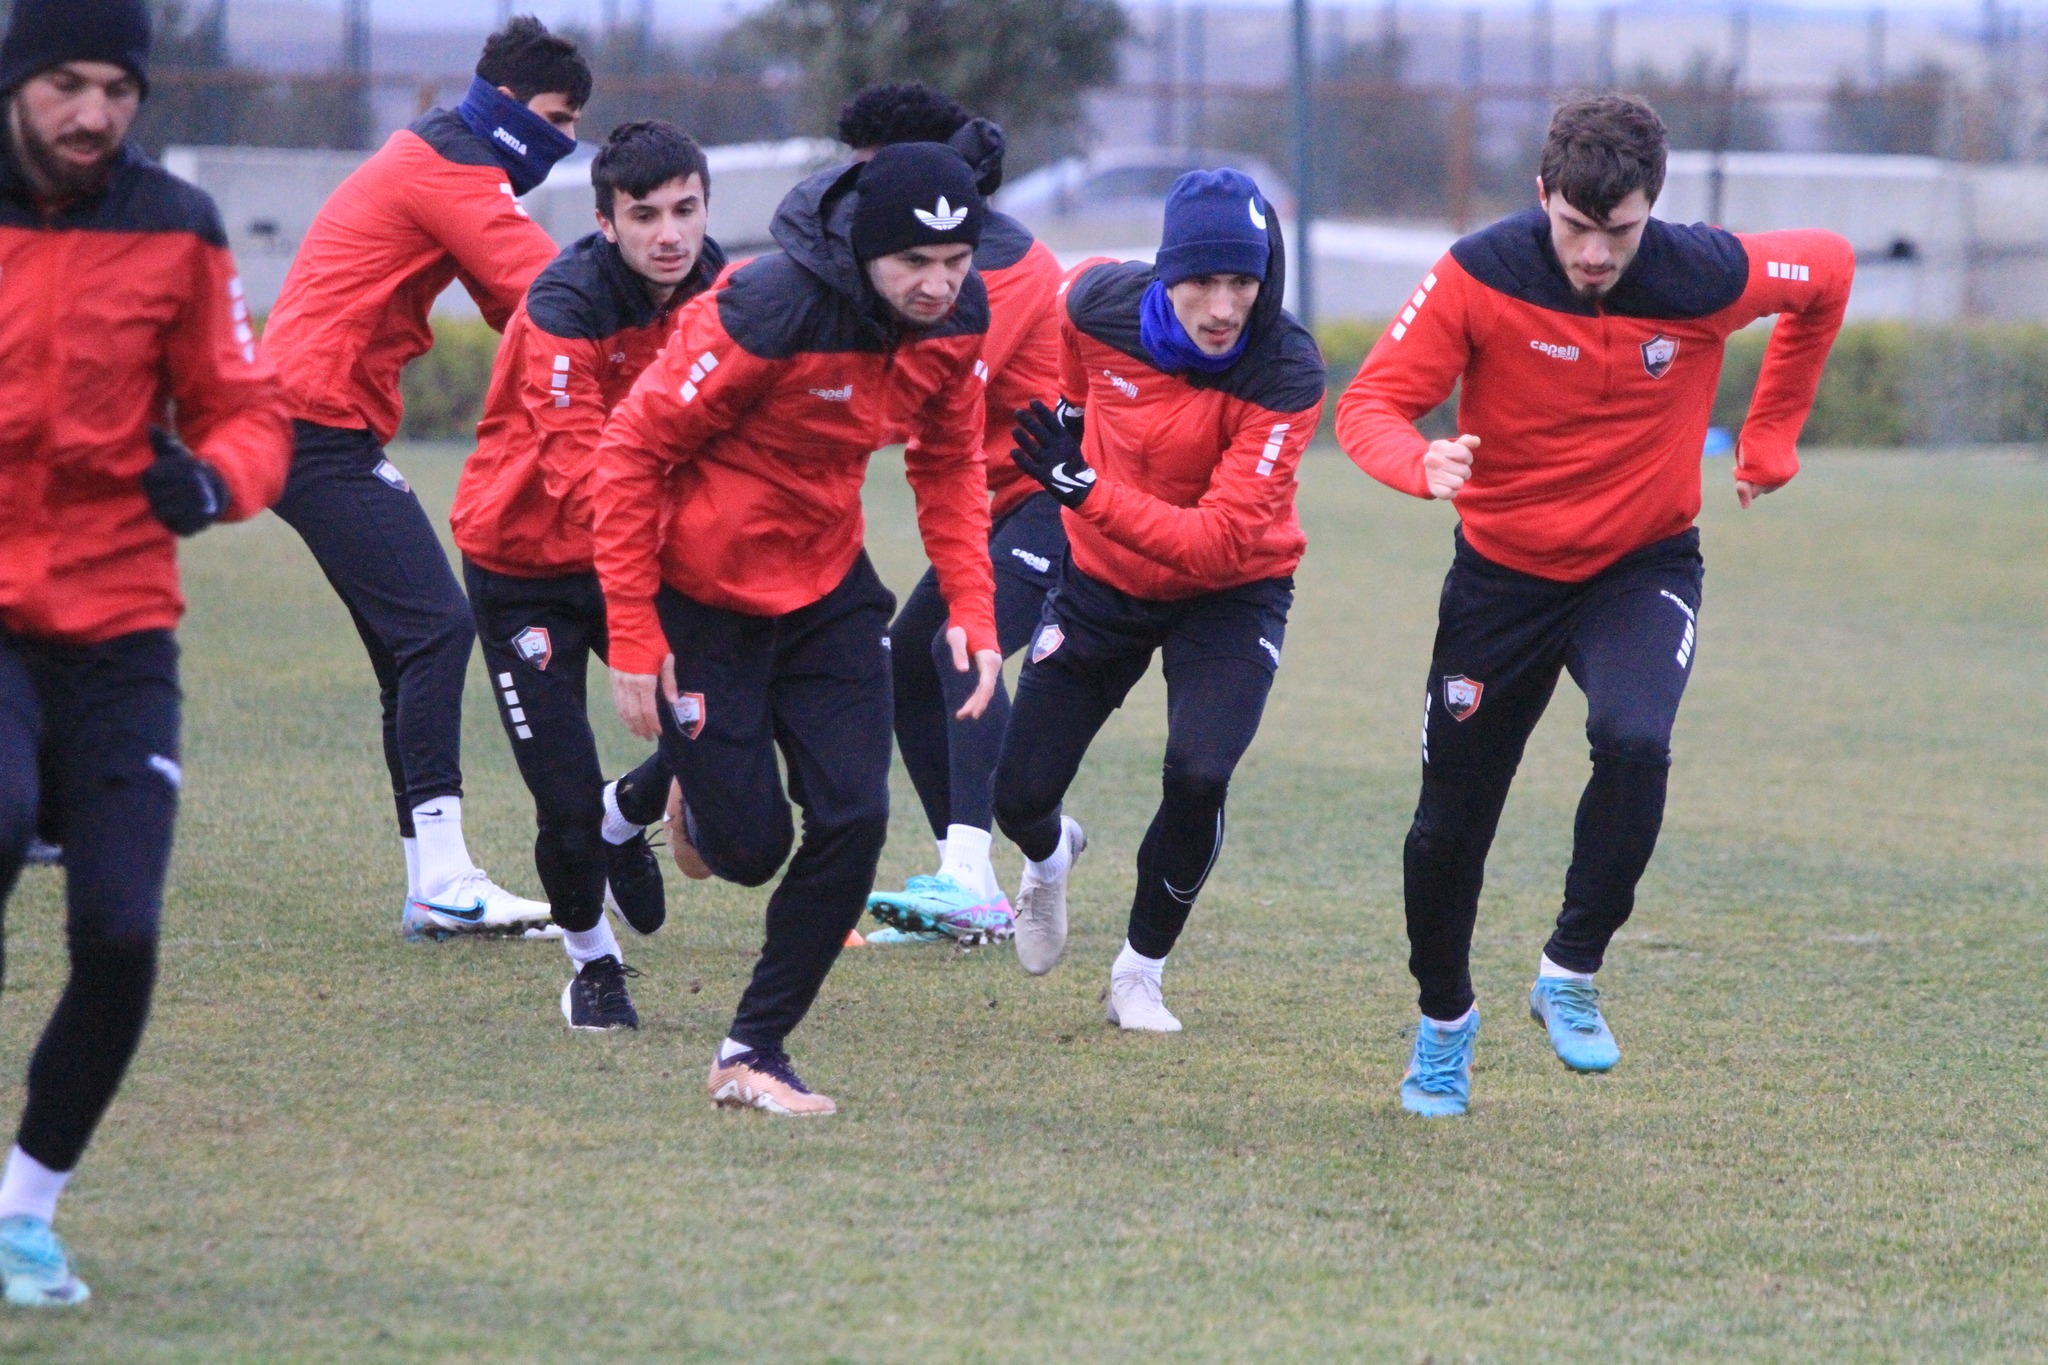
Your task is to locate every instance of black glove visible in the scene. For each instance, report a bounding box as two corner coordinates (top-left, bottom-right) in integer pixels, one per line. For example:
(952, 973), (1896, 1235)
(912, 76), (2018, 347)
(1010, 399), (1097, 509)
(142, 426), (229, 536)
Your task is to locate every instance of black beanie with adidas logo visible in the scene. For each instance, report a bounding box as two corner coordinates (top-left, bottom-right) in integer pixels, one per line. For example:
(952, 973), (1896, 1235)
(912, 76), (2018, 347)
(850, 142), (984, 263)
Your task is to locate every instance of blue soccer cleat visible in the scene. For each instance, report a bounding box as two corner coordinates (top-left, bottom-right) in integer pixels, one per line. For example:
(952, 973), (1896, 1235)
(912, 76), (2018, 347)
(1528, 976), (1620, 1072)
(866, 875), (1014, 944)
(0, 1215), (89, 1307)
(1401, 1008), (1479, 1117)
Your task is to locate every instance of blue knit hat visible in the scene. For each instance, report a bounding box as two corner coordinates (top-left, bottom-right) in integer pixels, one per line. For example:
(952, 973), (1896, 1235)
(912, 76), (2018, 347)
(0, 0), (152, 95)
(1154, 168), (1270, 286)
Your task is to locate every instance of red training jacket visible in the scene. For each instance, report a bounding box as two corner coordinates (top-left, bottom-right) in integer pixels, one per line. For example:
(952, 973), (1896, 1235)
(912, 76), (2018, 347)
(966, 211), (1064, 520)
(451, 233), (727, 579)
(1337, 208), (1853, 581)
(261, 109), (562, 444)
(0, 142), (290, 645)
(1055, 235), (1326, 600)
(589, 163), (997, 675)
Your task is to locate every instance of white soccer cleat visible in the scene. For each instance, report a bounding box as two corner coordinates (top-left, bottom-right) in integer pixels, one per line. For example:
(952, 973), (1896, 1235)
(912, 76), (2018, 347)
(1013, 816), (1085, 976)
(1106, 969), (1182, 1032)
(402, 868), (553, 940)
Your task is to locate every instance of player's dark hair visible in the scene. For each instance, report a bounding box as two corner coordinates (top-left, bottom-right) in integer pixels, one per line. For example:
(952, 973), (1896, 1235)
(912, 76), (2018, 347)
(836, 81), (971, 150)
(1539, 92), (1668, 221)
(593, 120), (711, 218)
(476, 15), (592, 109)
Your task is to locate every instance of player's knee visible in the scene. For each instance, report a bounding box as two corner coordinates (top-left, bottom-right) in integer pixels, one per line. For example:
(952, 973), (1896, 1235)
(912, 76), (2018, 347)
(1161, 751), (1233, 812)
(710, 820), (795, 887)
(991, 767), (1053, 841)
(1405, 806), (1471, 870)
(1586, 714), (1673, 767)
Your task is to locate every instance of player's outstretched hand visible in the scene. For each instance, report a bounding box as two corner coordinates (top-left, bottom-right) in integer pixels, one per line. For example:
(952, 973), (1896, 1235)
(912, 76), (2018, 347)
(1735, 478), (1774, 509)
(142, 425), (230, 536)
(946, 624), (1003, 720)
(611, 654), (678, 741)
(1423, 433), (1480, 501)
(1011, 399), (1096, 509)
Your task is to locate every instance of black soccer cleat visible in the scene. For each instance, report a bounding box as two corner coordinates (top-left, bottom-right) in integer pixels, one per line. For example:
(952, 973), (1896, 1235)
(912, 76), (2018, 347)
(604, 830), (667, 936)
(560, 955), (641, 1031)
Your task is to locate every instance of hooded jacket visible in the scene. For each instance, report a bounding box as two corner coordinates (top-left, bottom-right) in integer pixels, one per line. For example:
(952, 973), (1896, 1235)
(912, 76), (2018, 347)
(589, 161), (997, 676)
(1055, 197), (1325, 600)
(0, 138), (290, 645)
(260, 108), (564, 444)
(1336, 208), (1853, 581)
(452, 232), (727, 580)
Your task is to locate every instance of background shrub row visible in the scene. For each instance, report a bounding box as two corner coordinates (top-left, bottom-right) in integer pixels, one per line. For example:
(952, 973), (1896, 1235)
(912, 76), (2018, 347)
(399, 316), (2048, 448)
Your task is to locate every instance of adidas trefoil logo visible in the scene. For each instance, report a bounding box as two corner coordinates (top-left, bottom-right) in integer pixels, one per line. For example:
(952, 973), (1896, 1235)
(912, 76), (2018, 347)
(913, 196), (969, 231)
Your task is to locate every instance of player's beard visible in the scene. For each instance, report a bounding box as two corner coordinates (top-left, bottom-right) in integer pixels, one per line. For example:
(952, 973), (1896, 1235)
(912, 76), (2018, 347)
(9, 100), (121, 204)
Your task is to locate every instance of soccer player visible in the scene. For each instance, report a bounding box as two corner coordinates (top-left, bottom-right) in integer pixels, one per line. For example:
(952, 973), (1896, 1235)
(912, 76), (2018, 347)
(0, 0), (290, 1305)
(1337, 94), (1851, 1117)
(989, 169), (1324, 1031)
(833, 84), (1067, 946)
(260, 17), (591, 940)
(452, 122), (725, 1030)
(593, 143), (1001, 1115)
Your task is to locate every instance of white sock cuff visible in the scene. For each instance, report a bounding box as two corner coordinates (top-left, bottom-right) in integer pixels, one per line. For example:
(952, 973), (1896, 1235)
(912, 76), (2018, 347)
(943, 824), (993, 862)
(600, 781), (639, 845)
(0, 1146), (70, 1225)
(718, 1036), (750, 1062)
(1425, 1006), (1476, 1030)
(563, 917), (622, 969)
(1112, 939), (1166, 980)
(1538, 953), (1593, 981)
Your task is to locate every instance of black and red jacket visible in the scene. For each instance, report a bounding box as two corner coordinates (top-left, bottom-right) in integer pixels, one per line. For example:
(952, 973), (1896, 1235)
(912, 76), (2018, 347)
(1338, 208), (1852, 581)
(261, 108), (563, 444)
(0, 139), (291, 645)
(1055, 212), (1326, 601)
(964, 210), (1064, 520)
(590, 162), (997, 675)
(451, 232), (726, 580)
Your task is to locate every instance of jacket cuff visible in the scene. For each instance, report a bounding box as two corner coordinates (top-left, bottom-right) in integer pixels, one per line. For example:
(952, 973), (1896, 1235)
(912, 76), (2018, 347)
(1733, 433), (1798, 490)
(605, 599), (668, 676)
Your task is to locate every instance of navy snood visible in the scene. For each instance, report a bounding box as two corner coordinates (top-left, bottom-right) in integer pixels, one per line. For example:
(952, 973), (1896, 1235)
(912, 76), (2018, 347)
(455, 76), (577, 195)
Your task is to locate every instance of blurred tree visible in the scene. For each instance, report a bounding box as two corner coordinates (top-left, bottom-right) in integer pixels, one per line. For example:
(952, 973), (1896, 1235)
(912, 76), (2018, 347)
(1628, 52), (1775, 151)
(1825, 62), (1951, 156)
(727, 0), (1127, 171)
(1312, 31), (1451, 217)
(131, 0), (245, 153)
(565, 24), (798, 149)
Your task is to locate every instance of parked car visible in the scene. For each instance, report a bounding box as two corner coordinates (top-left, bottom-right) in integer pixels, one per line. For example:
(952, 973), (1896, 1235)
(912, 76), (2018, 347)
(997, 147), (1293, 253)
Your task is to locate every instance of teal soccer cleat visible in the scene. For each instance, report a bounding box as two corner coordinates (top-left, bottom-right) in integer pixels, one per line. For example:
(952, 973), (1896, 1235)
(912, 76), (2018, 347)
(0, 1216), (89, 1307)
(1401, 1008), (1479, 1117)
(866, 875), (1014, 944)
(1529, 976), (1620, 1072)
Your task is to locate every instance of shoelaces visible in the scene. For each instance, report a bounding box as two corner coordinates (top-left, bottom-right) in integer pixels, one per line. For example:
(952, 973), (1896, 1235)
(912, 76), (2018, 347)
(744, 1048), (812, 1094)
(1543, 979), (1604, 1032)
(586, 958), (641, 1012)
(1411, 1026), (1471, 1094)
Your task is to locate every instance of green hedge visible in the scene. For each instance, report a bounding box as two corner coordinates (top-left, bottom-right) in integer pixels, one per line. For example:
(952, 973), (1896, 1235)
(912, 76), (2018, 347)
(397, 315), (2048, 447)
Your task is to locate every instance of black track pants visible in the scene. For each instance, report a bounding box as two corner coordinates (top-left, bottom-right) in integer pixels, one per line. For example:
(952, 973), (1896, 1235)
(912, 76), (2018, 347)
(0, 627), (177, 1173)
(890, 493), (1066, 839)
(1405, 528), (1704, 1020)
(655, 557), (896, 1051)
(273, 421), (472, 835)
(466, 561), (669, 935)
(992, 564), (1290, 960)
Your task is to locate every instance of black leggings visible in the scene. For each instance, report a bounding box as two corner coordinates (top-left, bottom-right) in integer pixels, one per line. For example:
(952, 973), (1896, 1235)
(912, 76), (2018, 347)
(0, 628), (178, 1173)
(465, 561), (668, 933)
(993, 567), (1290, 959)
(888, 495), (1064, 839)
(1405, 529), (1704, 1019)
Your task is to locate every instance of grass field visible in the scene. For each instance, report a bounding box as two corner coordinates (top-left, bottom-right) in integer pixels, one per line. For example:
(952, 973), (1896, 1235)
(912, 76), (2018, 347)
(3, 443), (2047, 1362)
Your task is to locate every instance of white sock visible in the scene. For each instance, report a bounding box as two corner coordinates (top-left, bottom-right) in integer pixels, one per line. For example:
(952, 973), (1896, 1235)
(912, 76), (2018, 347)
(718, 1036), (751, 1062)
(1026, 825), (1072, 882)
(1538, 953), (1593, 982)
(563, 916), (622, 970)
(983, 858), (1006, 903)
(600, 781), (637, 846)
(0, 1146), (70, 1225)
(402, 836), (420, 901)
(1112, 938), (1165, 984)
(1425, 1006), (1476, 1031)
(934, 837), (948, 872)
(412, 797), (475, 901)
(938, 824), (994, 894)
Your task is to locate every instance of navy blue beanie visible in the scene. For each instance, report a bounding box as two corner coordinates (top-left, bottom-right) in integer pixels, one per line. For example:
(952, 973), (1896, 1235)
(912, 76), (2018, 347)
(1154, 168), (1269, 286)
(0, 0), (152, 96)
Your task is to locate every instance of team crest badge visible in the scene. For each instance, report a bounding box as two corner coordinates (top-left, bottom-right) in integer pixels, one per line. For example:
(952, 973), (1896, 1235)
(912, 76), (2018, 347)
(1639, 334), (1678, 379)
(373, 459), (410, 492)
(513, 626), (552, 670)
(1030, 623), (1065, 663)
(670, 691), (706, 740)
(1443, 674), (1484, 722)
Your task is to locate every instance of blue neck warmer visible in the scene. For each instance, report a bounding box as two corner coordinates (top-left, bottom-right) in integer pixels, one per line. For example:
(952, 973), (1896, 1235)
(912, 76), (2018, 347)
(455, 75), (577, 195)
(1139, 278), (1249, 374)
